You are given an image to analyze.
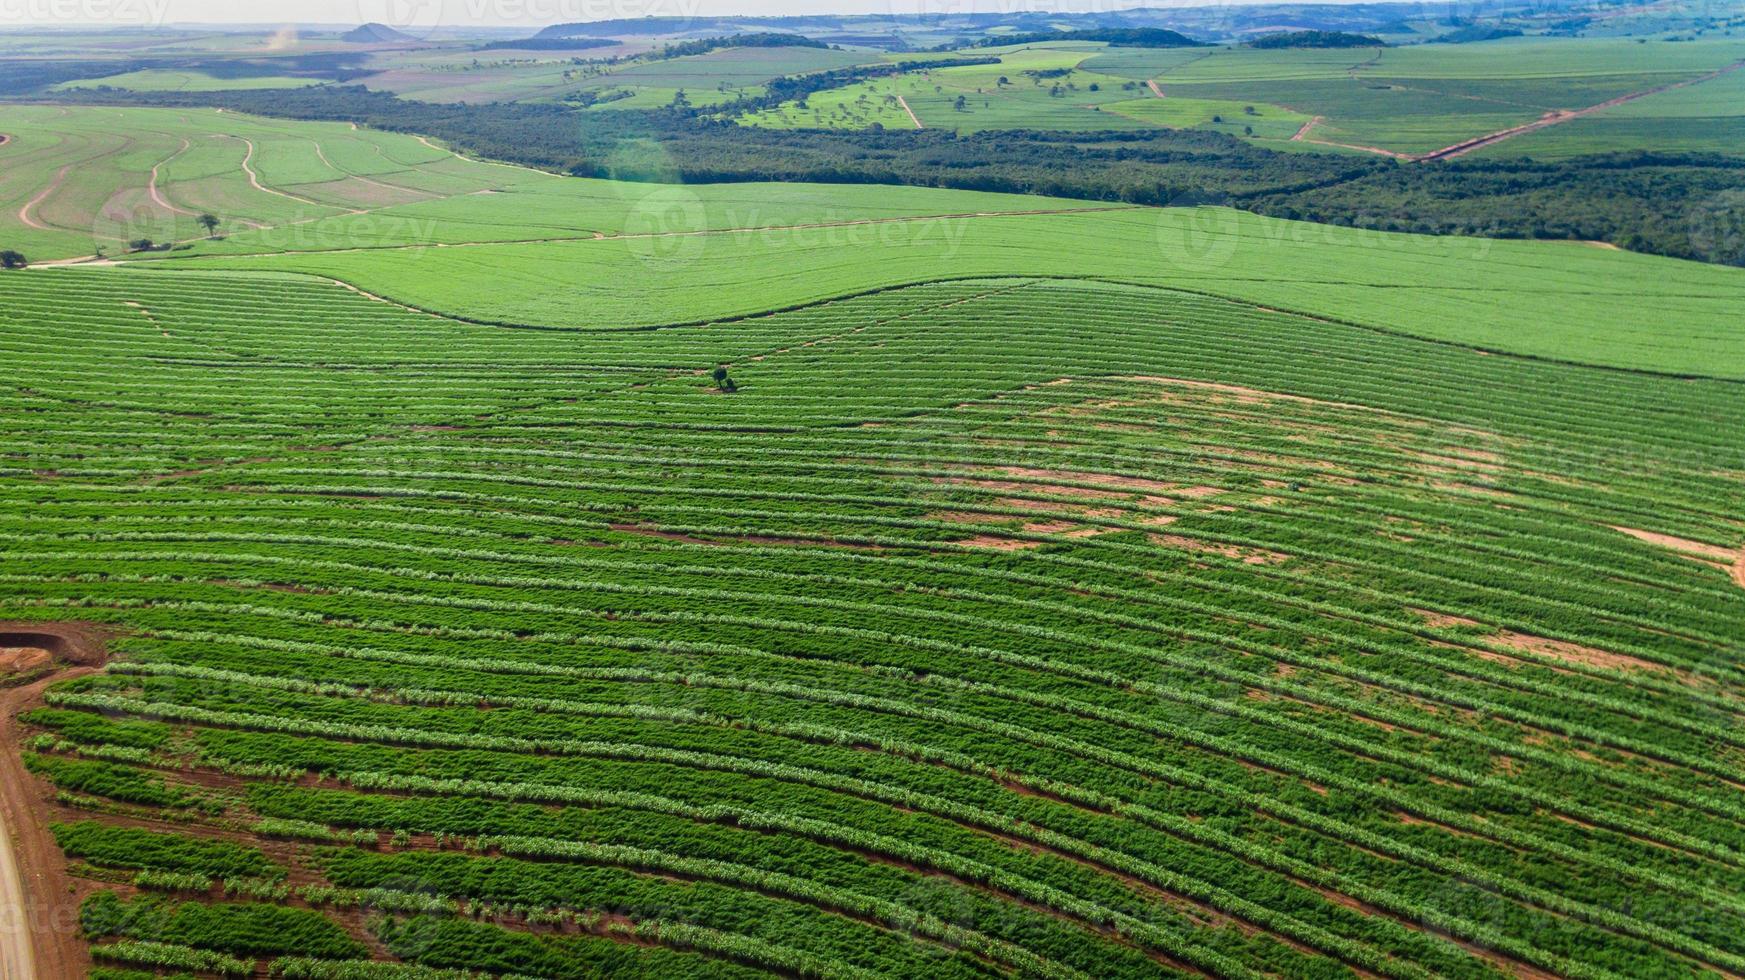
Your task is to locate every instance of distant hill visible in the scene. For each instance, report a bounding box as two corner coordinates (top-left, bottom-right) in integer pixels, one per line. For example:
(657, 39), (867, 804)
(974, 27), (1206, 48)
(1247, 30), (1385, 48)
(341, 23), (416, 44)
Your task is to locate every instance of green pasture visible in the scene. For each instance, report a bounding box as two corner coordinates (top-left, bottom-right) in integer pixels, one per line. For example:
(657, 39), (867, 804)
(157, 202), (1745, 379)
(51, 70), (326, 93)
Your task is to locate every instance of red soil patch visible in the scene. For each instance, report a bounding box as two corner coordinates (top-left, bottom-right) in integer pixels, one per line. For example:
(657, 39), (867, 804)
(1408, 607), (1483, 629)
(1149, 533), (1289, 565)
(1494, 631), (1667, 674)
(948, 535), (1042, 552)
(1609, 525), (1741, 573)
(0, 646), (52, 675)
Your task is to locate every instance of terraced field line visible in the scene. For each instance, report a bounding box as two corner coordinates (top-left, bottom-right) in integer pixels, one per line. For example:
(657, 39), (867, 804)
(1147, 80), (1166, 98)
(309, 138), (434, 199)
(222, 135), (333, 208)
(414, 134), (561, 177)
(1417, 59), (1745, 161)
(148, 138), (196, 216)
(17, 165), (68, 231)
(896, 95), (925, 130)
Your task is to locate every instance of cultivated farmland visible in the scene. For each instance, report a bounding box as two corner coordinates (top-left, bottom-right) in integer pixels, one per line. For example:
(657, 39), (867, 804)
(2, 261), (1743, 978)
(2, 27), (1744, 979)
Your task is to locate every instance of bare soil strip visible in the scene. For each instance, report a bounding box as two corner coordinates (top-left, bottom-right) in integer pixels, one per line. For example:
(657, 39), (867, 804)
(1289, 116), (1322, 142)
(224, 135), (334, 208)
(413, 134), (561, 178)
(1147, 80), (1166, 99)
(896, 95), (925, 130)
(1416, 59), (1745, 161)
(310, 139), (435, 200)
(0, 623), (110, 980)
(148, 138), (196, 216)
(17, 165), (69, 231)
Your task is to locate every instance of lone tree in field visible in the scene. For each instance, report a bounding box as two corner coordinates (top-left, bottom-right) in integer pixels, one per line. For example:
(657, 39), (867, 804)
(711, 365), (738, 393)
(197, 213), (221, 237)
(954, 95), (968, 111)
(0, 250), (26, 269)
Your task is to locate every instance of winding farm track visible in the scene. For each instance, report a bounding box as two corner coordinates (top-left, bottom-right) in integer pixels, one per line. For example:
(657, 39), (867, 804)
(224, 134), (332, 208)
(1289, 116), (1323, 141)
(896, 95), (925, 130)
(309, 139), (433, 200)
(148, 138), (196, 216)
(413, 134), (561, 178)
(1416, 58), (1745, 161)
(16, 166), (69, 231)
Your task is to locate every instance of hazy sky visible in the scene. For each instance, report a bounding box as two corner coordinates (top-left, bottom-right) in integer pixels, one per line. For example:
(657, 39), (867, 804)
(2, 0), (1287, 29)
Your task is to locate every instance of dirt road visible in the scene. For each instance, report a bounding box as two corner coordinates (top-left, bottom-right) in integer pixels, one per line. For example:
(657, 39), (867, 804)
(0, 624), (109, 980)
(16, 166), (68, 231)
(896, 95), (924, 130)
(1147, 80), (1165, 99)
(1416, 59), (1745, 161)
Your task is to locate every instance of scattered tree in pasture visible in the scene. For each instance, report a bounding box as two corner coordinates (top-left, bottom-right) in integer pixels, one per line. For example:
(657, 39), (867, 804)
(0, 249), (26, 269)
(954, 95), (968, 111)
(711, 365), (738, 392)
(197, 214), (221, 237)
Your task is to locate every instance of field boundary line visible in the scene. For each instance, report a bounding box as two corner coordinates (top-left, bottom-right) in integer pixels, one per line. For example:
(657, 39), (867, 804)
(220, 134), (338, 209)
(308, 137), (437, 200)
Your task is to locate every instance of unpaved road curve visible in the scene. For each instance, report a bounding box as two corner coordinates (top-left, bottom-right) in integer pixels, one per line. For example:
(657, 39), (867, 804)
(148, 138), (196, 216)
(16, 166), (69, 231)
